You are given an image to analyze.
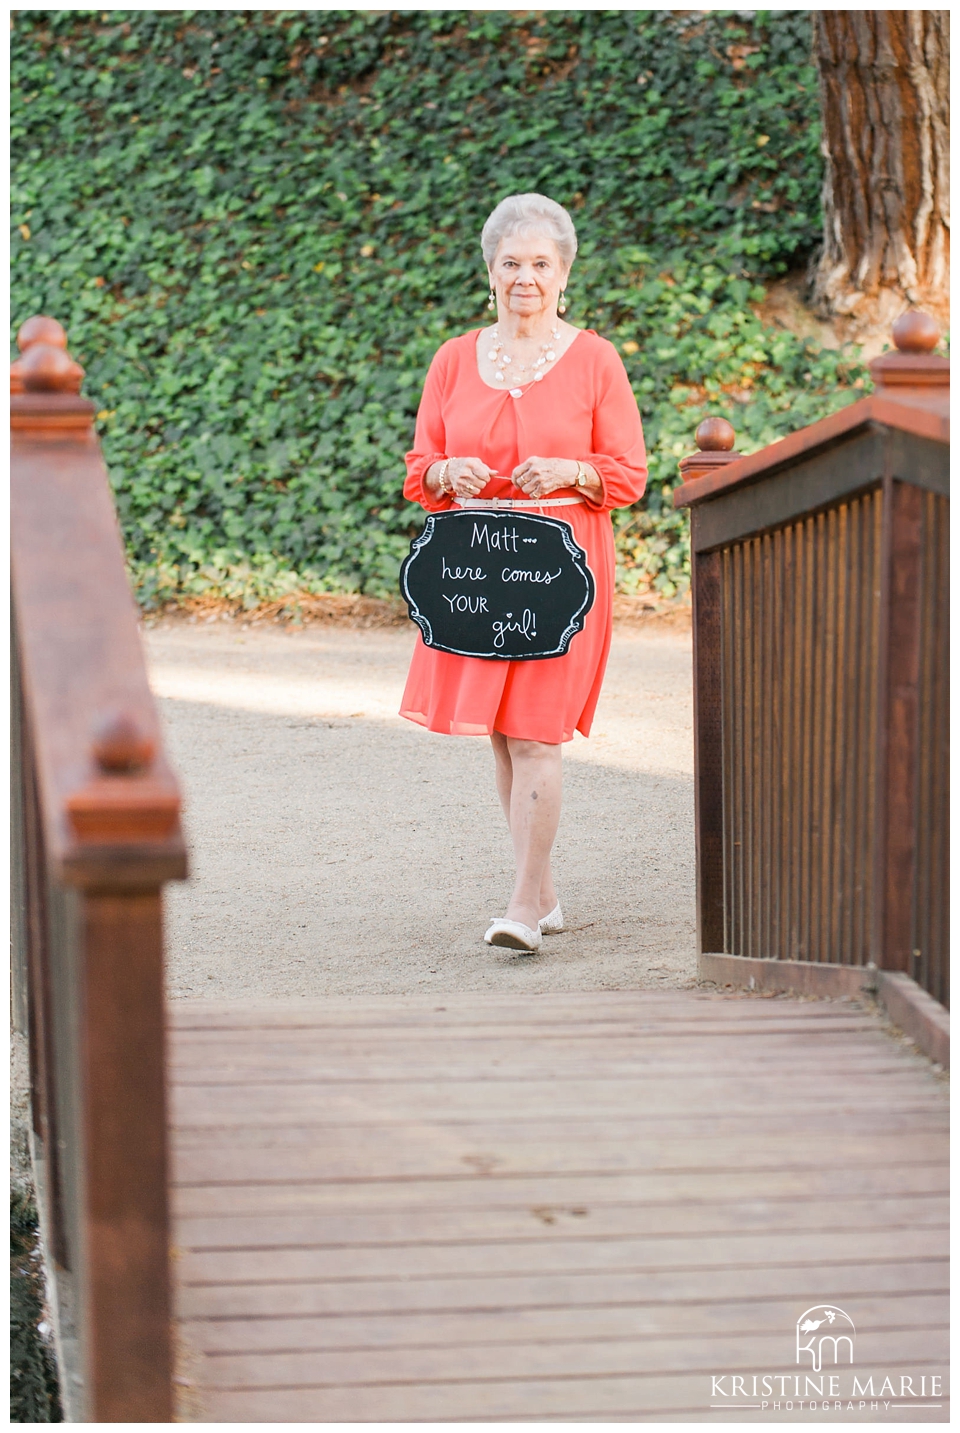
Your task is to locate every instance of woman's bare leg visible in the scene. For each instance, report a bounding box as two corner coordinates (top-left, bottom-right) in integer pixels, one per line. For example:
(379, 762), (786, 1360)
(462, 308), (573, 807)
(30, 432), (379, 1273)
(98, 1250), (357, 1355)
(490, 733), (559, 921)
(503, 737), (561, 928)
(490, 730), (514, 825)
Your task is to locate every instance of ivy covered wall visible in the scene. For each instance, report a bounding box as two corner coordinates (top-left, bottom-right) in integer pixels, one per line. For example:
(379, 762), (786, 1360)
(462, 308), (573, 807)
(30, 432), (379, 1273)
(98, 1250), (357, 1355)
(11, 10), (866, 606)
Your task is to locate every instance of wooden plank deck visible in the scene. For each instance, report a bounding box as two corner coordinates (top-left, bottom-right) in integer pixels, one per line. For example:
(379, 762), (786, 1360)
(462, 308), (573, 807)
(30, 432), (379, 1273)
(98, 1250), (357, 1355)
(169, 991), (948, 1422)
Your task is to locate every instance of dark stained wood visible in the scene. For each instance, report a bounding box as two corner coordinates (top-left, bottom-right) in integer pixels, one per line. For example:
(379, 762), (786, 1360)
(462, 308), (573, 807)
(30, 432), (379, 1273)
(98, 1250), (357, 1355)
(676, 319), (948, 1014)
(676, 417), (741, 495)
(82, 894), (173, 1420)
(11, 378), (185, 886)
(692, 416), (736, 451)
(873, 312), (948, 384)
(11, 320), (185, 1421)
(17, 339), (85, 393)
(691, 431), (885, 554)
(912, 491), (949, 1007)
(168, 991), (948, 1423)
(875, 479), (924, 972)
(709, 495), (885, 967)
(16, 313), (68, 349)
(691, 541), (724, 953)
(17, 657), (70, 1265)
(10, 626), (29, 1035)
(673, 392), (948, 514)
(884, 429), (951, 496)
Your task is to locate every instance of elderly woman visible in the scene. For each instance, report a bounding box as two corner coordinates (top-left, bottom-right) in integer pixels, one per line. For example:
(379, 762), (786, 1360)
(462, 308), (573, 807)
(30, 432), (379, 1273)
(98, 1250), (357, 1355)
(401, 192), (647, 953)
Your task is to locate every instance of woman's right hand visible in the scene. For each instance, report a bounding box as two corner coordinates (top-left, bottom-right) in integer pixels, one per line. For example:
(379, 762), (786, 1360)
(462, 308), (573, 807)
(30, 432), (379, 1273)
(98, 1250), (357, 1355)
(432, 457), (496, 499)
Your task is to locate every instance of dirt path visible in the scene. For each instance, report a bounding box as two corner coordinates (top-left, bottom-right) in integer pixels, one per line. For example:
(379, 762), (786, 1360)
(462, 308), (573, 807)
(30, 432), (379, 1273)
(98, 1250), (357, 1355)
(144, 617), (696, 998)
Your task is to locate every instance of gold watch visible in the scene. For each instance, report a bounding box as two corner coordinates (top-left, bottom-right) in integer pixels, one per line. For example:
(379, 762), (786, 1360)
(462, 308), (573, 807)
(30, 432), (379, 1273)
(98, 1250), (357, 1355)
(575, 462), (588, 488)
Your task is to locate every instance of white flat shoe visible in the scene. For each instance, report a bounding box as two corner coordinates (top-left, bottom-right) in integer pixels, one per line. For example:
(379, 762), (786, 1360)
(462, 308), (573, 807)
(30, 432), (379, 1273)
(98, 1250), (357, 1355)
(484, 919), (542, 953)
(539, 902), (564, 935)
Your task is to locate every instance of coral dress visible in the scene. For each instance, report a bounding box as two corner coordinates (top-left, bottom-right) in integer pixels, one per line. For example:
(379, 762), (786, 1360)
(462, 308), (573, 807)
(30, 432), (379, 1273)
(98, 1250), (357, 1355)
(400, 328), (647, 744)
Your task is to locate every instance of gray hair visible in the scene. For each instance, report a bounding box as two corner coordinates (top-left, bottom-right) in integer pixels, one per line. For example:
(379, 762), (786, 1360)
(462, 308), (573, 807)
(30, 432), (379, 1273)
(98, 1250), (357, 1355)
(480, 193), (578, 268)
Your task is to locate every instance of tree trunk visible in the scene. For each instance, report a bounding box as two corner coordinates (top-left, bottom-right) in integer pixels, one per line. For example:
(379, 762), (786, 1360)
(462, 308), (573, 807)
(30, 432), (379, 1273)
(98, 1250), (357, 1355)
(811, 11), (949, 329)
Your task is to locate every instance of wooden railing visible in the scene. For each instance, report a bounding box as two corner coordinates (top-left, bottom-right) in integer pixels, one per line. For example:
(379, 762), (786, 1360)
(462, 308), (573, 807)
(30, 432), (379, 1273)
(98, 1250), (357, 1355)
(11, 318), (188, 1420)
(675, 313), (949, 1010)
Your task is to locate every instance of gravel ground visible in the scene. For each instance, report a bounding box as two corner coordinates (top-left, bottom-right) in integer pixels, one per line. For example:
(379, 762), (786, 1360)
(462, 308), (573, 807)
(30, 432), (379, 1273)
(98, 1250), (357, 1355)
(144, 616), (697, 998)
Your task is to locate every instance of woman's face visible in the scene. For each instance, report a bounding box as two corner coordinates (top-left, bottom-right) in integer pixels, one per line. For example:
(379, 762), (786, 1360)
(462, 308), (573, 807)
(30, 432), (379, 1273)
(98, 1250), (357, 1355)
(488, 233), (570, 320)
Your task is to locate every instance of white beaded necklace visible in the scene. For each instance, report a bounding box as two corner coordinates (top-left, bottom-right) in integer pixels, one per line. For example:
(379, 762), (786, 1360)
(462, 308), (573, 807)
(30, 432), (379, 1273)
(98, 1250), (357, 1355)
(488, 324), (560, 398)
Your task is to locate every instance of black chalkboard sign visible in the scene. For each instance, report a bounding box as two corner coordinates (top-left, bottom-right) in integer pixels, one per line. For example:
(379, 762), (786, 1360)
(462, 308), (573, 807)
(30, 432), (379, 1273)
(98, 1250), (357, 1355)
(400, 510), (596, 661)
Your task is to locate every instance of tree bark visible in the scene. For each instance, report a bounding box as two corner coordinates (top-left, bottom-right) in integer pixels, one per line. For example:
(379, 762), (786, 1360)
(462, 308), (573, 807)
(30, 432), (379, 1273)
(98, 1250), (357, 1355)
(812, 11), (949, 328)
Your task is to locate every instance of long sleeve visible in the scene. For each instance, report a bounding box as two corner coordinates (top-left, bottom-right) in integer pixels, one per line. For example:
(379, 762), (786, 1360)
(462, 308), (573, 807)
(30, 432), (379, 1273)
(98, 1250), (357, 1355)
(578, 343), (647, 513)
(404, 342), (455, 512)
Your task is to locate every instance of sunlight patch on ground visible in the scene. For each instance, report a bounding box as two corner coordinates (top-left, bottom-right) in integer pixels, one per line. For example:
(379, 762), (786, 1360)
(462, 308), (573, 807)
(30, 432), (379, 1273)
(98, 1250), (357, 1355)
(148, 663), (400, 722)
(146, 661), (692, 778)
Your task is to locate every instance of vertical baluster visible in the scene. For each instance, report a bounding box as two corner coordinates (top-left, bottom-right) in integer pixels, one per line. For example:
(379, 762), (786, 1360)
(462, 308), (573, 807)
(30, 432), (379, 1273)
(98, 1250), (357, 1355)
(678, 420), (739, 957)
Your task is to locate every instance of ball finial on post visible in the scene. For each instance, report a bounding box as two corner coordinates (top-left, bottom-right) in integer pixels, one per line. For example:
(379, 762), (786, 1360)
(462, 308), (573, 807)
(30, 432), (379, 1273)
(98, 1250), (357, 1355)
(695, 417), (737, 453)
(91, 710), (156, 775)
(870, 310), (948, 391)
(18, 343), (86, 394)
(17, 316), (68, 353)
(677, 415), (740, 488)
(11, 315), (84, 396)
(891, 311), (940, 354)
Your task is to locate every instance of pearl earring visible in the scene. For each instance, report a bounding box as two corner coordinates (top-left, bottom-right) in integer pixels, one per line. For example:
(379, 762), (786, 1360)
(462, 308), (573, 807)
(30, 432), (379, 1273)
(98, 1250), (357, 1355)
(558, 290), (567, 315)
(487, 288), (496, 312)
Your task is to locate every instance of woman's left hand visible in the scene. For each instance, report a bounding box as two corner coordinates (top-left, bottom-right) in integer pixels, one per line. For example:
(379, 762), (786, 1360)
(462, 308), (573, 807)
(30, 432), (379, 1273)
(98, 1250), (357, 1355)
(512, 456), (579, 498)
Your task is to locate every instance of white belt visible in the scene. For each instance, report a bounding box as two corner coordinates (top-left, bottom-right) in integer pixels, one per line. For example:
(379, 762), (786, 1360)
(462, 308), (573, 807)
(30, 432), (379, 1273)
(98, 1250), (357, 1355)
(452, 496), (585, 510)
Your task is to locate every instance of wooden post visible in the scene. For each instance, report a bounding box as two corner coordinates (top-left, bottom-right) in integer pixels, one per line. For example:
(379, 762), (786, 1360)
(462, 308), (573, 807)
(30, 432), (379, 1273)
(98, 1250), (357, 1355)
(81, 886), (172, 1420)
(871, 311), (947, 974)
(875, 479), (923, 972)
(11, 319), (186, 1421)
(678, 419), (741, 955)
(690, 542), (725, 953)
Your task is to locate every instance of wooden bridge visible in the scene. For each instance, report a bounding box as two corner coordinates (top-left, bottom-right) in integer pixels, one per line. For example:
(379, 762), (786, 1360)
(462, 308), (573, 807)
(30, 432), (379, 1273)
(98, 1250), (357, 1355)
(11, 316), (948, 1422)
(168, 992), (947, 1422)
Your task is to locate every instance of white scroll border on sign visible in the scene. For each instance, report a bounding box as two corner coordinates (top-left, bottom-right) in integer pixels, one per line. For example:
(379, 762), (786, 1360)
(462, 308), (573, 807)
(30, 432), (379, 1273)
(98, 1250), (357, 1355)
(401, 511), (596, 660)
